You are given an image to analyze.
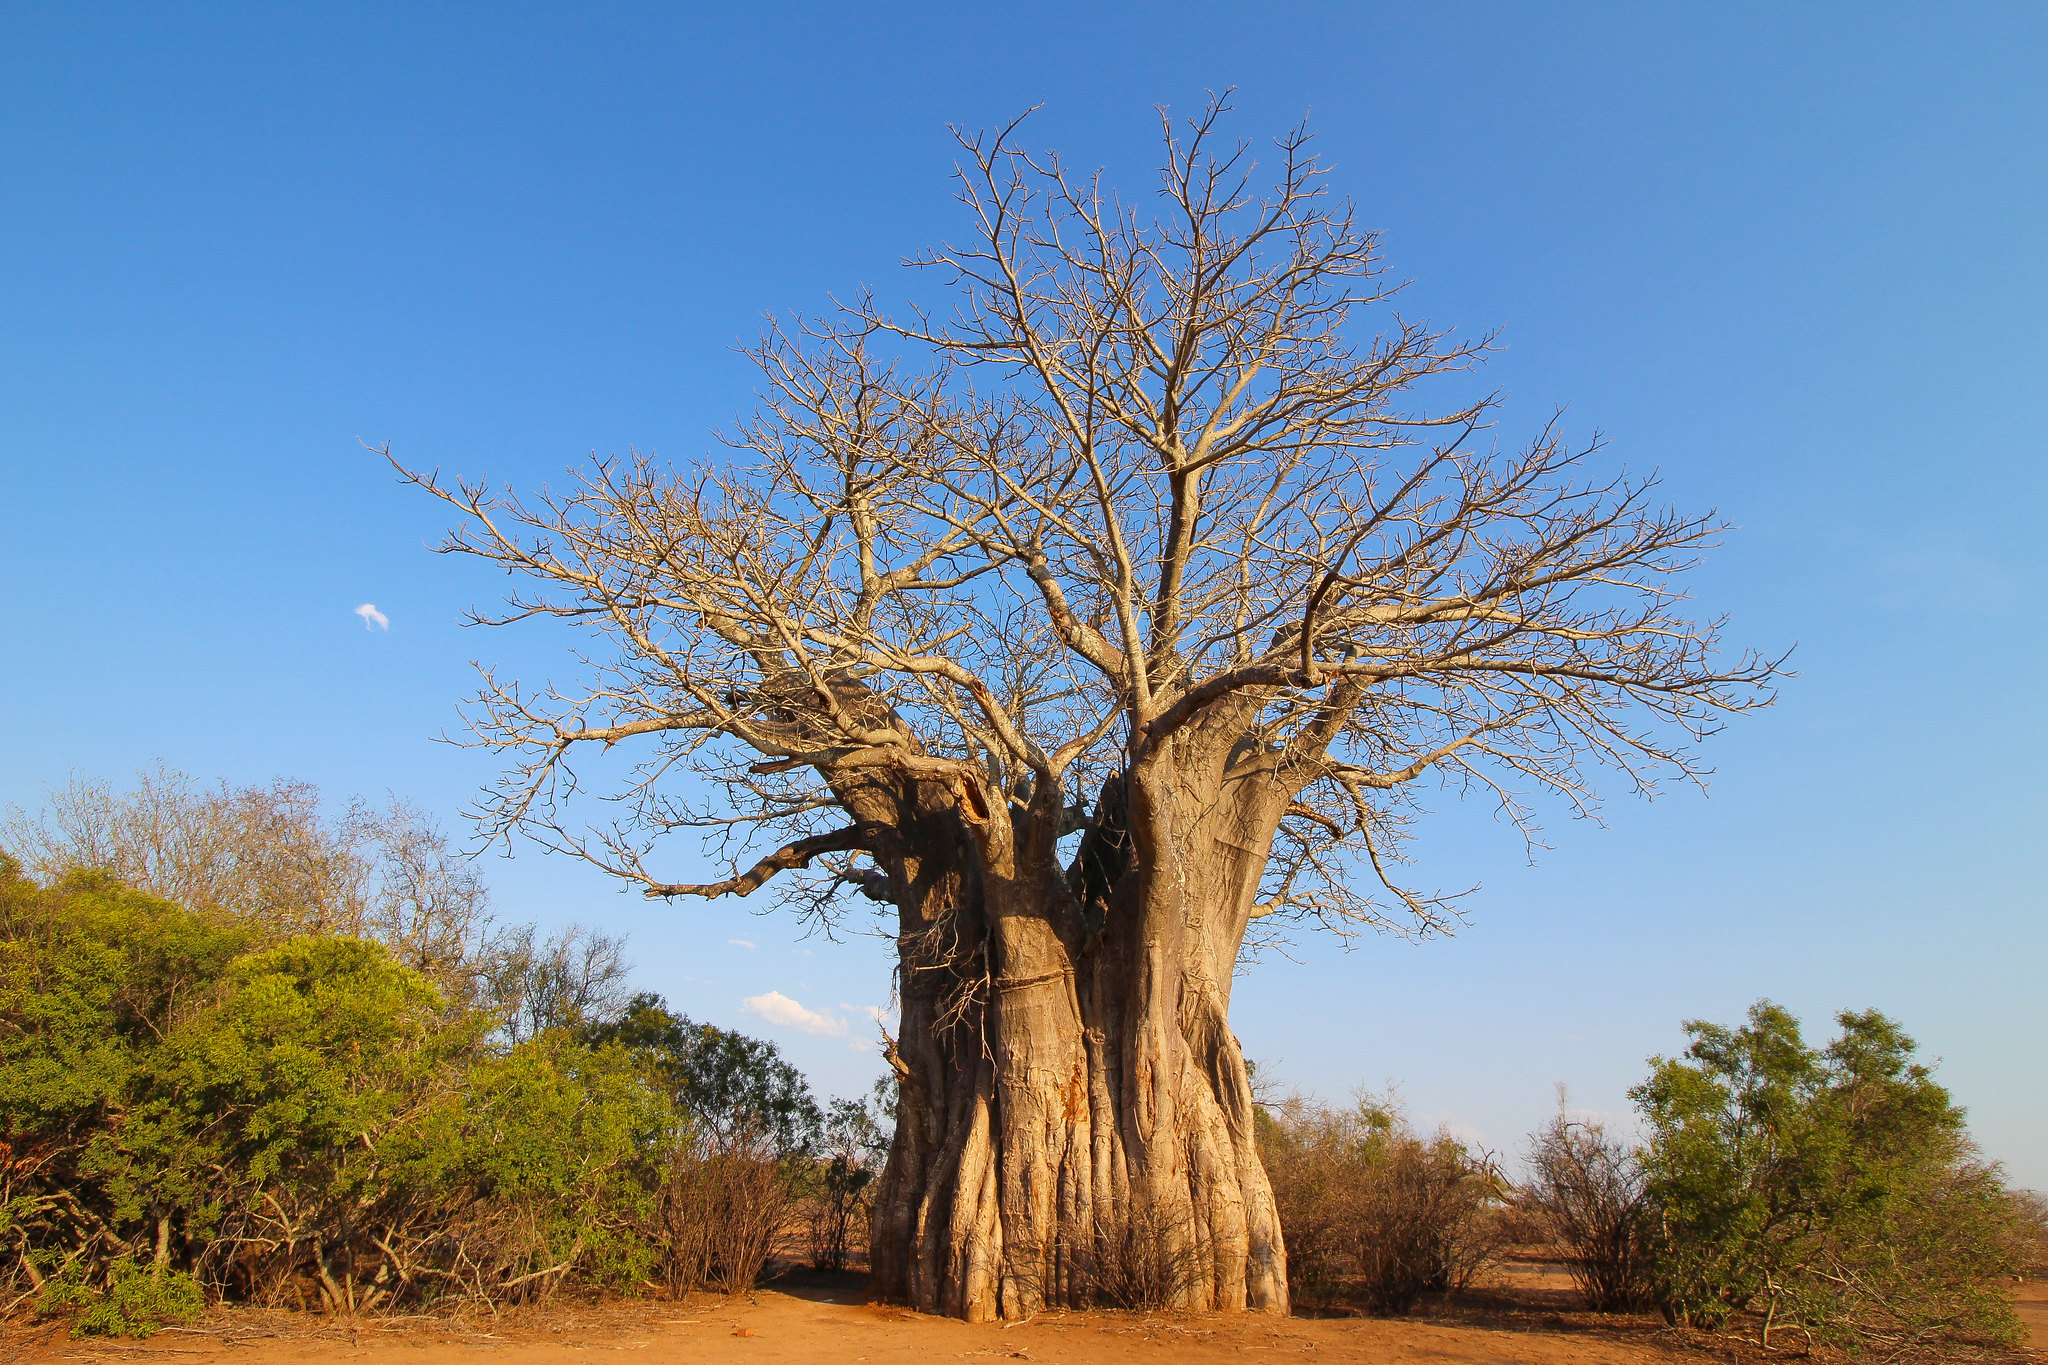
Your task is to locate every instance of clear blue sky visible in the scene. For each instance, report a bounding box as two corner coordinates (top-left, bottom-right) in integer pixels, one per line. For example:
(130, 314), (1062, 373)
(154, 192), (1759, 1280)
(3, 3), (2043, 1182)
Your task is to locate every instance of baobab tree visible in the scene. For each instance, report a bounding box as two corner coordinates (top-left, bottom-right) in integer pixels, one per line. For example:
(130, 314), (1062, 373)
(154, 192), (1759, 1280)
(396, 104), (1779, 1321)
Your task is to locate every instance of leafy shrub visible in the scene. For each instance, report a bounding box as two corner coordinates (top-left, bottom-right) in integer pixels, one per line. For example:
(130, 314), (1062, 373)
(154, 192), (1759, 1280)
(397, 1031), (677, 1303)
(1633, 1001), (2029, 1354)
(1258, 1093), (1506, 1315)
(0, 858), (696, 1315)
(0, 838), (863, 1324)
(0, 860), (251, 1307)
(106, 934), (483, 1311)
(38, 1261), (203, 1338)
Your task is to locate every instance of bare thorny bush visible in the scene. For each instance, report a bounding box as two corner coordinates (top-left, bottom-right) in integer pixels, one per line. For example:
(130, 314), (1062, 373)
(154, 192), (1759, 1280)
(656, 1131), (793, 1299)
(1257, 1094), (1508, 1315)
(1518, 1101), (1656, 1312)
(1073, 1203), (1210, 1311)
(1, 765), (462, 955)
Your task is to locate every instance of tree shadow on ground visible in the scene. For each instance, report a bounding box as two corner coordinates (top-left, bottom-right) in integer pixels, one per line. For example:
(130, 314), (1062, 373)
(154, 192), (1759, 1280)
(759, 1265), (873, 1305)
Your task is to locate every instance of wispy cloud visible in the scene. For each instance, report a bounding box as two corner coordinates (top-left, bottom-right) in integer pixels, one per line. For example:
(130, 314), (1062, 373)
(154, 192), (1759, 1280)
(741, 990), (845, 1037)
(354, 603), (389, 631)
(727, 938), (757, 950)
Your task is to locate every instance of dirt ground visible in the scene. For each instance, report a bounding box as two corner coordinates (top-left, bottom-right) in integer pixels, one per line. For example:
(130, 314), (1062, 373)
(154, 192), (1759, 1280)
(5, 1264), (2041, 1365)
(2017, 1277), (2048, 1355)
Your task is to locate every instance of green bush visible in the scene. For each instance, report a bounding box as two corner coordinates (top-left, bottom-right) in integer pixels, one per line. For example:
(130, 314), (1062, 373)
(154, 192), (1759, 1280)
(1632, 1001), (2028, 1354)
(0, 858), (252, 1304)
(0, 857), (684, 1315)
(410, 1031), (679, 1299)
(0, 852), (839, 1321)
(37, 1260), (204, 1338)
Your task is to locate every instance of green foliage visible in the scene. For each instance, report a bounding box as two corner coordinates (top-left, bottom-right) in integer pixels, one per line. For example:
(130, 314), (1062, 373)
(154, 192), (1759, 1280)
(38, 1261), (204, 1338)
(0, 857), (252, 1300)
(107, 933), (466, 1224)
(582, 993), (821, 1153)
(414, 1031), (678, 1294)
(1632, 1000), (2027, 1353)
(0, 853), (816, 1321)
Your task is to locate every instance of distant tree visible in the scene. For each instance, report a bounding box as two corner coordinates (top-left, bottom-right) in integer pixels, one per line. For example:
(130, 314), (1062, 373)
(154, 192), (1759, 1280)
(4, 765), (366, 936)
(345, 798), (494, 983)
(399, 101), (1778, 1318)
(806, 1093), (890, 1271)
(476, 921), (633, 1042)
(4, 767), (492, 989)
(582, 992), (820, 1153)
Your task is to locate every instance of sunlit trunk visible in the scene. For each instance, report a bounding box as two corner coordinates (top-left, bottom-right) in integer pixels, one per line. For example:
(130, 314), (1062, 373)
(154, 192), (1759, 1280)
(868, 761), (1289, 1320)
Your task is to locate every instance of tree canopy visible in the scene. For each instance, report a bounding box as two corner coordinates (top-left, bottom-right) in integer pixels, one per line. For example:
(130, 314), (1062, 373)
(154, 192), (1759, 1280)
(400, 103), (1780, 939)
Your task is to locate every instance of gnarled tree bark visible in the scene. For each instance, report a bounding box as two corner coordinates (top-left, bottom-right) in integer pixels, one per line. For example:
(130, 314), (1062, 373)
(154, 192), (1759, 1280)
(870, 755), (1291, 1318)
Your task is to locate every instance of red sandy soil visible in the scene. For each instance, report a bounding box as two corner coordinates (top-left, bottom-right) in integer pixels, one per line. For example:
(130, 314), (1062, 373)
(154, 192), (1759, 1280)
(6, 1265), (2040, 1365)
(2017, 1276), (2048, 1355)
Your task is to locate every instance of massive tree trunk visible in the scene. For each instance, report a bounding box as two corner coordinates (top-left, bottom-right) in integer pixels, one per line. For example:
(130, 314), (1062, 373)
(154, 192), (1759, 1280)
(867, 734), (1290, 1320)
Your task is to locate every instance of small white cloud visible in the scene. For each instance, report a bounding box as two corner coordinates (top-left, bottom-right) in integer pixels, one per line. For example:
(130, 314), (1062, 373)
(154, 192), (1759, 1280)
(742, 990), (845, 1037)
(727, 938), (757, 950)
(354, 603), (389, 631)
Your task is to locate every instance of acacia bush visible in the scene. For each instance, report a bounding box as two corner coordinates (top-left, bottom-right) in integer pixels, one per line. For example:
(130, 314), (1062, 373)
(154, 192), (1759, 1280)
(1631, 1001), (2031, 1355)
(0, 853), (832, 1333)
(1257, 1094), (1506, 1315)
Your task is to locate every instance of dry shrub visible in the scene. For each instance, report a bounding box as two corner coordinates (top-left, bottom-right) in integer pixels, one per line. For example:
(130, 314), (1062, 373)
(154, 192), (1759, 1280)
(1520, 1107), (1655, 1311)
(2013, 1189), (2048, 1277)
(657, 1132), (792, 1296)
(1259, 1093), (1506, 1315)
(1076, 1201), (1207, 1309)
(800, 1093), (887, 1272)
